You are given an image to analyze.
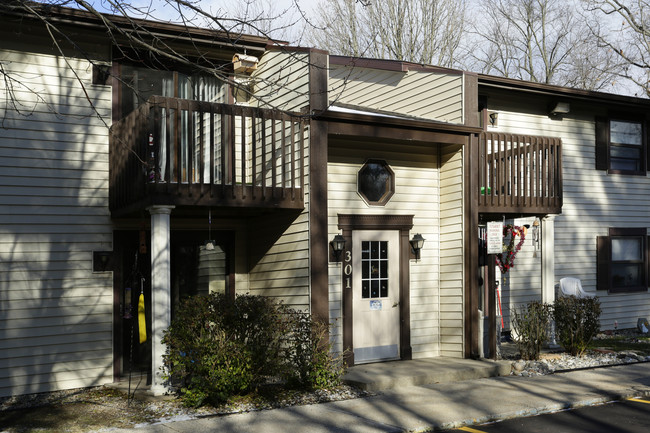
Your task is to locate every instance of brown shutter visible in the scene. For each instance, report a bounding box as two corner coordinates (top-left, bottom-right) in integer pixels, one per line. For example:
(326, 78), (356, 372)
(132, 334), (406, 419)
(595, 117), (609, 171)
(596, 235), (609, 291)
(646, 120), (650, 172)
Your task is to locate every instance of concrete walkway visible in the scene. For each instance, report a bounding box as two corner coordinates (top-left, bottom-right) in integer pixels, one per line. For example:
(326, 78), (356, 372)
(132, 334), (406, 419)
(110, 361), (650, 433)
(344, 357), (511, 391)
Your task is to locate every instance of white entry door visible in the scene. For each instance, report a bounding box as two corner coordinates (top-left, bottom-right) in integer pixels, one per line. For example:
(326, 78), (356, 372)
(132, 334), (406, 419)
(352, 230), (401, 363)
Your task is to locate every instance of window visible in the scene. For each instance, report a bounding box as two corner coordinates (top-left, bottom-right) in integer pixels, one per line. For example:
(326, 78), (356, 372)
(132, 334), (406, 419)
(118, 64), (227, 119)
(596, 117), (646, 175)
(597, 228), (649, 293)
(357, 159), (395, 206)
(116, 64), (228, 183)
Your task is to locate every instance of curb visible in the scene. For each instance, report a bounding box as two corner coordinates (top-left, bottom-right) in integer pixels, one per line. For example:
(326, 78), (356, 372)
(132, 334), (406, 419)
(425, 389), (647, 432)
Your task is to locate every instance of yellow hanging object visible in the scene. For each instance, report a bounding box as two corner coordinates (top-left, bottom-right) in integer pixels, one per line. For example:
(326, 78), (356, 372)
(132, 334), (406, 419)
(138, 293), (147, 343)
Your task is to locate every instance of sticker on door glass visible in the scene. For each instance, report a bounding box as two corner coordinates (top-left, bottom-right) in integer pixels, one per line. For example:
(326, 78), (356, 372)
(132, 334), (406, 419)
(369, 300), (382, 310)
(361, 240), (389, 299)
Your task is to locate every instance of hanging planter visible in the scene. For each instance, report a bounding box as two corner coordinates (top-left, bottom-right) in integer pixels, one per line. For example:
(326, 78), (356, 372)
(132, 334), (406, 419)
(496, 224), (526, 274)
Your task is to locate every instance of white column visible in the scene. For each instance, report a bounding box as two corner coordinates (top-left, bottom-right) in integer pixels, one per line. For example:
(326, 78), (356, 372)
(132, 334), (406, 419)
(541, 215), (556, 305)
(541, 215), (558, 347)
(147, 205), (174, 395)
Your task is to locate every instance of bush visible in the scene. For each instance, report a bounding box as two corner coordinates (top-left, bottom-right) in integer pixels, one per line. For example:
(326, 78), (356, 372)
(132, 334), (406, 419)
(554, 295), (601, 356)
(285, 314), (346, 389)
(162, 293), (292, 406)
(218, 293), (294, 380)
(510, 301), (551, 360)
(162, 293), (347, 406)
(179, 329), (253, 406)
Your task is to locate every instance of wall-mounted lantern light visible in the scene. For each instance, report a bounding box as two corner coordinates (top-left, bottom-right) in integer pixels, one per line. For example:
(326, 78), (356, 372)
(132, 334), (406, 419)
(549, 101), (570, 116)
(409, 234), (425, 261)
(489, 112), (499, 127)
(93, 251), (113, 272)
(330, 234), (346, 262)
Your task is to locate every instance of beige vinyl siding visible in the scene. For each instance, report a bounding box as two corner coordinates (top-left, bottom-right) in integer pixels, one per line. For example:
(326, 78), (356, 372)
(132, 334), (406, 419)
(246, 49), (312, 310)
(247, 209), (311, 308)
(439, 144), (465, 357)
(329, 65), (464, 123)
(245, 165), (310, 309)
(488, 92), (650, 330)
(251, 51), (311, 112)
(328, 141), (440, 358)
(0, 45), (113, 397)
(328, 264), (344, 353)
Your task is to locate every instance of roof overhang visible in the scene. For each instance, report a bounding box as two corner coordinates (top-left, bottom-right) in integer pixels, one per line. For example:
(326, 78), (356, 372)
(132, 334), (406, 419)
(1, 1), (271, 58)
(478, 74), (650, 108)
(320, 107), (481, 146)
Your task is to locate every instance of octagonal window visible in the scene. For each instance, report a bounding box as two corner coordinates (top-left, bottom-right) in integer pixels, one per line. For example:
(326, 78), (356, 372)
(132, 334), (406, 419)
(357, 159), (395, 206)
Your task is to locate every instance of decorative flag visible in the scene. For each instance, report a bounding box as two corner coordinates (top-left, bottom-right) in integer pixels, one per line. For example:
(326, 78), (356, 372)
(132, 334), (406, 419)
(138, 293), (147, 343)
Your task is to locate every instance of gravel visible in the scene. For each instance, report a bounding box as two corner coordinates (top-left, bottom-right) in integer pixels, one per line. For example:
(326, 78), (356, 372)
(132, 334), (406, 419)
(505, 331), (650, 377)
(508, 351), (650, 377)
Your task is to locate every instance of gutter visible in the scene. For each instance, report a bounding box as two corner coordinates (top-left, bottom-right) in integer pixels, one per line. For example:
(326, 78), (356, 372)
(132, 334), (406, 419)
(479, 74), (650, 108)
(1, 1), (270, 55)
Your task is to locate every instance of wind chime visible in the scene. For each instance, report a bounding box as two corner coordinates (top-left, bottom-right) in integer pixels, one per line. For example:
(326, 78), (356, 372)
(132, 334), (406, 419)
(123, 245), (147, 403)
(137, 276), (146, 344)
(204, 209), (215, 250)
(123, 251), (147, 344)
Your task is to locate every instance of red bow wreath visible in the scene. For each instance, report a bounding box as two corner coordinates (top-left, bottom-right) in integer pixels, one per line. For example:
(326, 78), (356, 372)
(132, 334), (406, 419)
(495, 225), (526, 274)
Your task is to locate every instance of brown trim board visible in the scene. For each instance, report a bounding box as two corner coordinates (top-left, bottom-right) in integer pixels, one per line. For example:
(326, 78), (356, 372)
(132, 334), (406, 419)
(465, 134), (480, 358)
(309, 49), (330, 324)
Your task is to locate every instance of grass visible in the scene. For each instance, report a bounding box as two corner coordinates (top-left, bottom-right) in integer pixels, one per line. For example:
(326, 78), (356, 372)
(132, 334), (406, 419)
(589, 334), (650, 356)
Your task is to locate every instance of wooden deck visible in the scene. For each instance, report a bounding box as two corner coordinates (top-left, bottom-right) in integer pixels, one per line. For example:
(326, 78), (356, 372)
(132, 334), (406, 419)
(109, 97), (307, 216)
(477, 132), (562, 215)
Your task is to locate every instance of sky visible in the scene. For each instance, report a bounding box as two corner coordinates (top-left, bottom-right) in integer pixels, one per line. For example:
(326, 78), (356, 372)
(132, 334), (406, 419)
(76, 0), (642, 97)
(84, 0), (316, 43)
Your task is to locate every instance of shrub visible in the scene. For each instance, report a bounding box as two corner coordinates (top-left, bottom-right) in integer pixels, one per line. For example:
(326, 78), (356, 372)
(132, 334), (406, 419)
(162, 293), (292, 406)
(162, 293), (347, 406)
(218, 293), (294, 380)
(285, 314), (346, 389)
(510, 301), (552, 360)
(554, 295), (601, 356)
(179, 329), (253, 406)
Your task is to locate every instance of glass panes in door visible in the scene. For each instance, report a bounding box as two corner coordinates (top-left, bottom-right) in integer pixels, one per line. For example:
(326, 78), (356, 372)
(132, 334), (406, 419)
(361, 241), (389, 298)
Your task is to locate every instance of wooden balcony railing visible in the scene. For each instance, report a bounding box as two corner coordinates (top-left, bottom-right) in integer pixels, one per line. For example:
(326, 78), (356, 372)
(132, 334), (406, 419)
(478, 132), (562, 214)
(110, 96), (307, 215)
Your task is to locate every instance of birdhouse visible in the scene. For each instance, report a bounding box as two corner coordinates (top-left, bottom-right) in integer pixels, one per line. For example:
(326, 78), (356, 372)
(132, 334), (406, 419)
(232, 54), (258, 74)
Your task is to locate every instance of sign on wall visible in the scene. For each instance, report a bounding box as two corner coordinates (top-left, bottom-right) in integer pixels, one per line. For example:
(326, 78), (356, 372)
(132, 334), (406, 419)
(487, 221), (504, 254)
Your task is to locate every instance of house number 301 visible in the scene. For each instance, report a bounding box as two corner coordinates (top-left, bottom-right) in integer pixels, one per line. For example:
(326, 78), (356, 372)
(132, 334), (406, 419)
(344, 250), (352, 289)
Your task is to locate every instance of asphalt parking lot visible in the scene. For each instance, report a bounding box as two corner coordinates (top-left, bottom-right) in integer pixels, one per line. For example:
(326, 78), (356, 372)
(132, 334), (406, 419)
(445, 397), (650, 433)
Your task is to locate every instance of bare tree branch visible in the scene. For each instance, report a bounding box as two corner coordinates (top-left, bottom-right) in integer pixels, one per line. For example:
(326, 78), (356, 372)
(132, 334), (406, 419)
(307, 0), (468, 68)
(467, 0), (624, 91)
(584, 0), (650, 96)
